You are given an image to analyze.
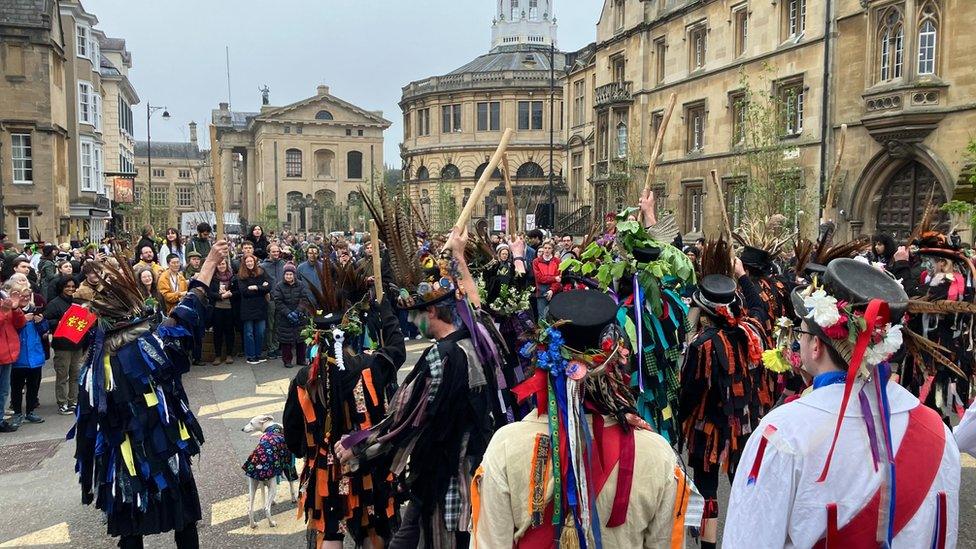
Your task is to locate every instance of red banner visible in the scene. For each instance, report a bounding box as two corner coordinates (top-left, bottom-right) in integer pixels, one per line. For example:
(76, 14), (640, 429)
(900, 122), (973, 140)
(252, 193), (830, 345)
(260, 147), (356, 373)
(54, 305), (97, 343)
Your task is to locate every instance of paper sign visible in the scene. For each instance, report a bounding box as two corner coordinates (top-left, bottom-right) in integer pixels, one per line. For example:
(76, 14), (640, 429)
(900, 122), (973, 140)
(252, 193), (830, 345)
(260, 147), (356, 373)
(53, 305), (97, 343)
(525, 214), (536, 231)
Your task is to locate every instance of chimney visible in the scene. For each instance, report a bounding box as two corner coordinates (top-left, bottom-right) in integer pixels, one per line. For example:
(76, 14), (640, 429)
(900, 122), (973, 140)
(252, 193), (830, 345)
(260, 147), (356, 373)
(219, 102), (229, 112)
(189, 121), (198, 148)
(317, 85), (330, 96)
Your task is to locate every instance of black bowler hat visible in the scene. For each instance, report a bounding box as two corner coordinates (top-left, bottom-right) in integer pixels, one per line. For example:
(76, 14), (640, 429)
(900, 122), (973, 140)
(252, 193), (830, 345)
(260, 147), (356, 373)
(632, 246), (662, 264)
(791, 258), (908, 362)
(740, 246), (773, 270)
(313, 312), (343, 330)
(804, 261), (827, 277)
(548, 290), (618, 350)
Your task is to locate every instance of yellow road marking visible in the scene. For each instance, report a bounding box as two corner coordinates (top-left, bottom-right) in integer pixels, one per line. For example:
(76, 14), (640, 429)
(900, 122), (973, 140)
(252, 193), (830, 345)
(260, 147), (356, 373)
(199, 373), (232, 382)
(197, 395), (282, 416)
(0, 522), (70, 547)
(210, 480), (303, 527)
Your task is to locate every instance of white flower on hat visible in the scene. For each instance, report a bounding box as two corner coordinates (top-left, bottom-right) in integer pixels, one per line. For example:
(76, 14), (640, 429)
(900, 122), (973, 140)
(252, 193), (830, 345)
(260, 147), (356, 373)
(803, 289), (841, 327)
(864, 323), (903, 366)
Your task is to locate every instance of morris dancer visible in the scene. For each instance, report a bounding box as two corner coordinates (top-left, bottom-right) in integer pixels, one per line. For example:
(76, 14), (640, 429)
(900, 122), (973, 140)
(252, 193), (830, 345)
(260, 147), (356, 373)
(724, 258), (960, 548)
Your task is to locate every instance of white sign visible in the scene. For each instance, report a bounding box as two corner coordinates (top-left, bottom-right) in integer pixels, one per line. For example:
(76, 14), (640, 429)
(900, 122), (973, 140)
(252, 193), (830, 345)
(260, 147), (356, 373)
(783, 147), (800, 160)
(492, 215), (507, 232)
(525, 214), (536, 231)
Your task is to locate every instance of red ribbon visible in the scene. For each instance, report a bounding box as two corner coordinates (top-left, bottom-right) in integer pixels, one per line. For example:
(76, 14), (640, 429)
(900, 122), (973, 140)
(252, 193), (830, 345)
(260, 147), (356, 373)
(817, 299), (889, 483)
(512, 369), (549, 415)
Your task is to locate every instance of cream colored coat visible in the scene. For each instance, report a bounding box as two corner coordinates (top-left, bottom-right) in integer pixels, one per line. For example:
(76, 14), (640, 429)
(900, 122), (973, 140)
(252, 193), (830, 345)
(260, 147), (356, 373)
(474, 412), (682, 548)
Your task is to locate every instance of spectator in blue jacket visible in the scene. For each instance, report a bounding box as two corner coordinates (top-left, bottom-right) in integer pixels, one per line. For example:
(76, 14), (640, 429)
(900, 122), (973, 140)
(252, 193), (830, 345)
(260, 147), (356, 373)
(7, 275), (47, 427)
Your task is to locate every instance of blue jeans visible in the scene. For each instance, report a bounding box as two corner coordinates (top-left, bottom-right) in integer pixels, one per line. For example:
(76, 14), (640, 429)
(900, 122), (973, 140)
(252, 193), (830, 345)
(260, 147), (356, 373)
(536, 296), (551, 322)
(0, 364), (10, 417)
(242, 320), (267, 360)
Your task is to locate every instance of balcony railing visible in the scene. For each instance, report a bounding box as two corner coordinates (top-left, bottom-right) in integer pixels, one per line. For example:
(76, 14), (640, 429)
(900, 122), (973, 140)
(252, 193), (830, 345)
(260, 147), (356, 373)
(594, 81), (633, 108)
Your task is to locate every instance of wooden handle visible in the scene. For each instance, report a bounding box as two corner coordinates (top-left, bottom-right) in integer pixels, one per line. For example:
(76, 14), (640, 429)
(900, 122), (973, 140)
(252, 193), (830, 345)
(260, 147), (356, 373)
(642, 93), (677, 197)
(369, 219), (383, 303)
(821, 123), (847, 225)
(501, 154), (518, 238)
(209, 124), (224, 239)
(455, 128), (514, 231)
(710, 169), (734, 243)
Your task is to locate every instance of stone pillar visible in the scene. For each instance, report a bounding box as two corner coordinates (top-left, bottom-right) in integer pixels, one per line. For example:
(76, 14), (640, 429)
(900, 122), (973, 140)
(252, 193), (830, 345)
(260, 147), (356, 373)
(245, 148), (257, 222)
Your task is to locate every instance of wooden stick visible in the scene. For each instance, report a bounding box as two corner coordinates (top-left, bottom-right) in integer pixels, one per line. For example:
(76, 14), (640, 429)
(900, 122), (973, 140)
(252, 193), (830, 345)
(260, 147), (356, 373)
(369, 219), (384, 304)
(455, 128), (514, 231)
(709, 169), (734, 243)
(209, 125), (224, 239)
(501, 154), (518, 238)
(642, 93), (677, 198)
(821, 123), (847, 225)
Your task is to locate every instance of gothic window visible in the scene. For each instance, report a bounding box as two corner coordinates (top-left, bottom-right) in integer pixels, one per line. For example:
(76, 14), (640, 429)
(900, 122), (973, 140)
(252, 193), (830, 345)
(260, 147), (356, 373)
(347, 151), (363, 179)
(617, 122), (628, 158)
(441, 164), (461, 180)
(315, 110), (334, 120)
(516, 162), (545, 179)
(285, 148), (302, 177)
(348, 191), (362, 206)
(417, 166), (430, 180)
(878, 7), (904, 82)
(917, 2), (939, 75)
(314, 149), (335, 178)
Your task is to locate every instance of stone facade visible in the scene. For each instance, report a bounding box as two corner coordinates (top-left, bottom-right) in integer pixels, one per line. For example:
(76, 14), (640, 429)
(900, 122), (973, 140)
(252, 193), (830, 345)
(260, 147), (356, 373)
(401, 0), (567, 232)
(0, 0), (69, 243)
(97, 34), (138, 235)
(212, 85), (389, 233)
(132, 122), (211, 233)
(564, 0), (976, 241)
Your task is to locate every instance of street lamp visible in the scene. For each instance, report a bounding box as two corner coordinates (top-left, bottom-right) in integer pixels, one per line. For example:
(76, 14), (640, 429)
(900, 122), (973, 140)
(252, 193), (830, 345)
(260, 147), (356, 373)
(146, 103), (170, 228)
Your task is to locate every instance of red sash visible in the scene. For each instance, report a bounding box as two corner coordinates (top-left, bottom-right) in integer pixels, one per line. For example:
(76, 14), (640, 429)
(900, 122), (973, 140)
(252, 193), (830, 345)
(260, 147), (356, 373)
(813, 405), (947, 549)
(516, 415), (636, 549)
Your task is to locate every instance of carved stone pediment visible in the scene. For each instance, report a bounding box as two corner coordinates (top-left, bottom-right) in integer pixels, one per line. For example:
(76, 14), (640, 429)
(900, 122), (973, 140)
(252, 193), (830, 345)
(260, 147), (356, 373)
(862, 111), (946, 149)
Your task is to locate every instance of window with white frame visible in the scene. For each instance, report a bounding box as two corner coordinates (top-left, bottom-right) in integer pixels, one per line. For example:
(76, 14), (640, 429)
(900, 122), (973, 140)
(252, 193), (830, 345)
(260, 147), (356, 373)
(76, 25), (88, 58)
(119, 145), (134, 174)
(151, 185), (166, 207)
(11, 133), (33, 184)
(573, 80), (585, 125)
(93, 145), (103, 193)
(119, 96), (134, 136)
(918, 2), (938, 75)
(785, 0), (806, 40)
(779, 79), (804, 136)
(80, 139), (95, 191)
(686, 102), (705, 153)
(177, 187), (193, 207)
(734, 6), (748, 57)
(93, 93), (102, 132)
(684, 182), (704, 233)
(689, 23), (707, 71)
(878, 7), (905, 82)
(16, 216), (30, 243)
(78, 82), (93, 124)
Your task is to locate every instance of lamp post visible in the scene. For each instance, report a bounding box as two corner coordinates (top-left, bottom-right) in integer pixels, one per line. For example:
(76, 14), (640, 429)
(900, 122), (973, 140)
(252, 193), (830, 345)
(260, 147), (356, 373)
(548, 42), (556, 230)
(145, 103), (170, 228)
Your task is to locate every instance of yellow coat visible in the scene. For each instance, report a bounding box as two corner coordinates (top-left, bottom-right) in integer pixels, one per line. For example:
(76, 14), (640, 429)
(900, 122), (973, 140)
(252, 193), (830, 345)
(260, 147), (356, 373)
(157, 270), (188, 314)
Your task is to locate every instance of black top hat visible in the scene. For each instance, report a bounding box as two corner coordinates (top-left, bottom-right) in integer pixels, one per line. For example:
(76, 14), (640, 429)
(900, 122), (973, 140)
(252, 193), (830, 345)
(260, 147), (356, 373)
(632, 246), (662, 264)
(693, 274), (738, 311)
(548, 290), (618, 350)
(791, 257), (908, 336)
(803, 261), (827, 277)
(313, 312), (343, 330)
(740, 246), (773, 270)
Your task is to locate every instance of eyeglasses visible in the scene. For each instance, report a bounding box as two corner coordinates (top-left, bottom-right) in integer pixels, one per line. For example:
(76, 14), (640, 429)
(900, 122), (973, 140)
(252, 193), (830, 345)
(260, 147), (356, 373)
(793, 327), (815, 340)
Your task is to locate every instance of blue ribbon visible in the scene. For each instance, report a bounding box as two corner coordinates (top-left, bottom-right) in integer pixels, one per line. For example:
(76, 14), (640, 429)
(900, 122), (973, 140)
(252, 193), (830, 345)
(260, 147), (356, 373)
(633, 274), (645, 392)
(812, 371), (847, 390)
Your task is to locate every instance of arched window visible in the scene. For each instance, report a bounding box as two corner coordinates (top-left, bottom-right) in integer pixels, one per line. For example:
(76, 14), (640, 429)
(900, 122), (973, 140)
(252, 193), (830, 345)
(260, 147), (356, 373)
(287, 191), (305, 210)
(878, 8), (904, 82)
(616, 122), (629, 158)
(315, 110), (334, 120)
(285, 148), (302, 177)
(917, 2), (938, 75)
(347, 191), (362, 206)
(441, 164), (461, 180)
(347, 150), (363, 179)
(475, 162), (503, 180)
(314, 149), (335, 178)
(516, 161), (545, 179)
(312, 189), (336, 231)
(417, 166), (429, 181)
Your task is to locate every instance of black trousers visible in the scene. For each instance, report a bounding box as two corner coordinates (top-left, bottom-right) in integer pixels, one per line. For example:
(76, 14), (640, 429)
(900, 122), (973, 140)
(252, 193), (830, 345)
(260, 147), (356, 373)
(117, 523), (199, 549)
(389, 502), (469, 549)
(9, 367), (41, 414)
(211, 307), (235, 357)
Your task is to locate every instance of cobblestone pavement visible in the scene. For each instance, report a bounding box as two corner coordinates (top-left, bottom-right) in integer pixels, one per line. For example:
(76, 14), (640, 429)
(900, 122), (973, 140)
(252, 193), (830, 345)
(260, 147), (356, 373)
(0, 340), (973, 548)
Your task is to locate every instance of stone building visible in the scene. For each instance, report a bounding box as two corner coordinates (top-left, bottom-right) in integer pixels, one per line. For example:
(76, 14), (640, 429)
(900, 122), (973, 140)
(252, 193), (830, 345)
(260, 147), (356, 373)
(60, 0), (111, 241)
(97, 34), (138, 234)
(400, 0), (568, 232)
(0, 0), (69, 243)
(212, 85), (390, 233)
(564, 0), (976, 241)
(132, 122), (211, 233)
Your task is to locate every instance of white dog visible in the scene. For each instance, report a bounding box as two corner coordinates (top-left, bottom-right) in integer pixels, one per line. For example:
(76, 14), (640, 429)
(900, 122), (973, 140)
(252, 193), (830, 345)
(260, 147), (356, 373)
(241, 414), (299, 528)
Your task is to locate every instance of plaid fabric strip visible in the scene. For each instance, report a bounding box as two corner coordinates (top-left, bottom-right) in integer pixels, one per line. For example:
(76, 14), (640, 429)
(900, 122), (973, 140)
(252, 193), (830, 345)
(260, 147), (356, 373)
(425, 345), (443, 407)
(444, 475), (461, 531)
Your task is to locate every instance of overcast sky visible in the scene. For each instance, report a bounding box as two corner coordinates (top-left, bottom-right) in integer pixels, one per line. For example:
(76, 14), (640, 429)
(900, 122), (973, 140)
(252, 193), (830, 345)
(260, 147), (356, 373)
(85, 0), (600, 164)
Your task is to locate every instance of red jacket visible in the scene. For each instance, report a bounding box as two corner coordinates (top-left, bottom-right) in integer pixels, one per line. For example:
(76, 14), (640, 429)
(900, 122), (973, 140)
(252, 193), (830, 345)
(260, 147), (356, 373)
(532, 256), (562, 297)
(0, 308), (26, 364)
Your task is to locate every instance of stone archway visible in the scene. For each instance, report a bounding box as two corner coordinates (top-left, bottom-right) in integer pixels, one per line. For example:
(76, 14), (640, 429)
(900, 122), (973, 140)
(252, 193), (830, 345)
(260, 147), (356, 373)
(875, 161), (948, 239)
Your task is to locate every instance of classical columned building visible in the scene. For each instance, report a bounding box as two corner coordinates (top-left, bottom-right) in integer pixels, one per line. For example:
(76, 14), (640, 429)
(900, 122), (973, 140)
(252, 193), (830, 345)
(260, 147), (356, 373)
(400, 0), (570, 233)
(212, 85), (389, 233)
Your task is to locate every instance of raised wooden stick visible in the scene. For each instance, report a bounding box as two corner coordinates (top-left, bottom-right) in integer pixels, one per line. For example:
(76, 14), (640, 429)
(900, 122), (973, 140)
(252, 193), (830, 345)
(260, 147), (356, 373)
(369, 219), (383, 304)
(209, 125), (224, 238)
(709, 169), (734, 243)
(455, 128), (514, 231)
(642, 93), (678, 205)
(821, 123), (847, 225)
(501, 154), (518, 237)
